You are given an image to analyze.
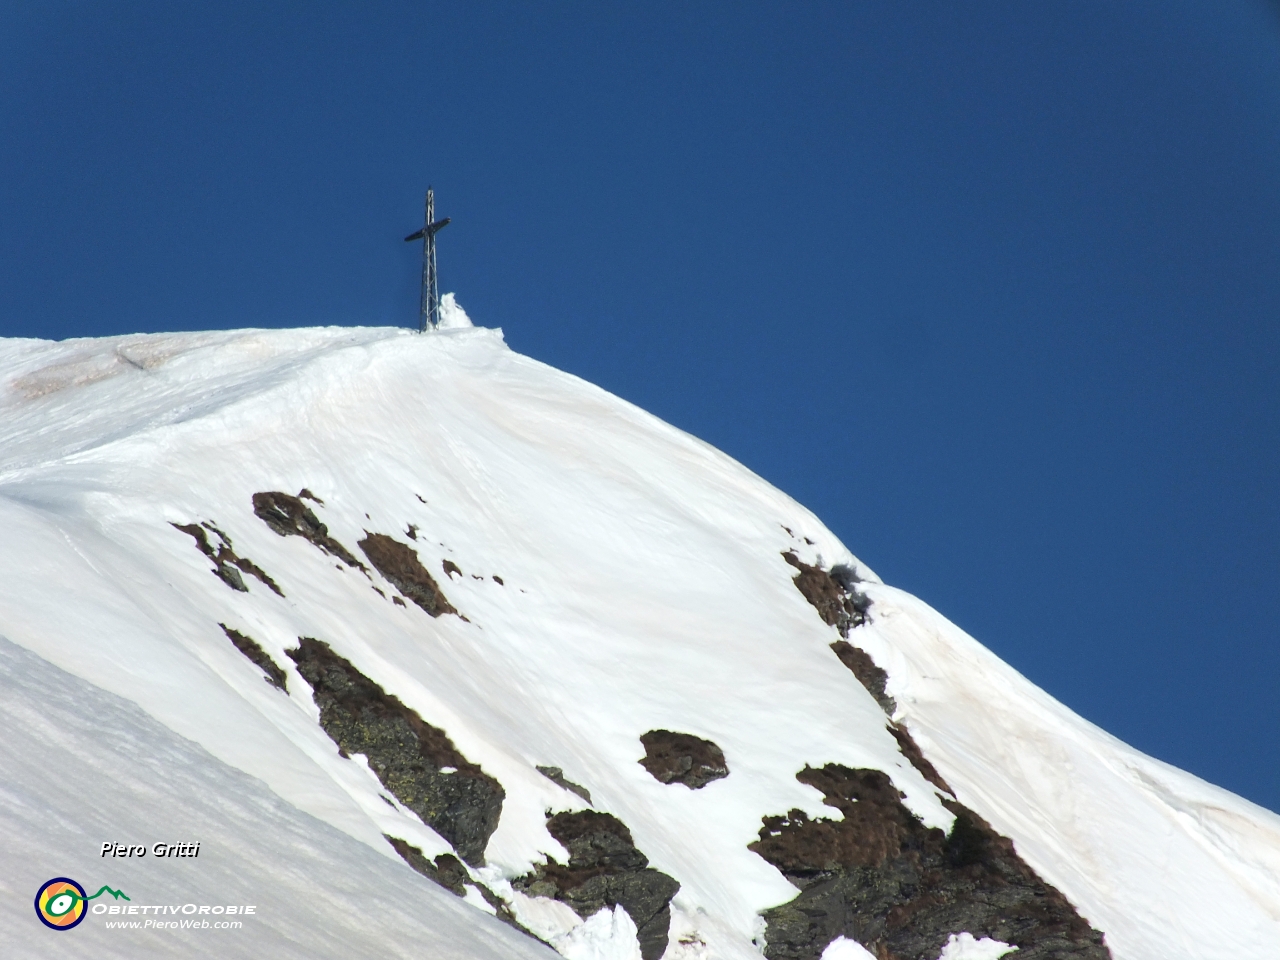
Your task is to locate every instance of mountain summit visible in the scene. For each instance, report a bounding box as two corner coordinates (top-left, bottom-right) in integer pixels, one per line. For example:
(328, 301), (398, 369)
(2, 322), (1277, 960)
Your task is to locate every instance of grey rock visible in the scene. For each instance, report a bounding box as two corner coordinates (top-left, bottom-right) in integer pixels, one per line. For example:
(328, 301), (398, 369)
(287, 637), (502, 866)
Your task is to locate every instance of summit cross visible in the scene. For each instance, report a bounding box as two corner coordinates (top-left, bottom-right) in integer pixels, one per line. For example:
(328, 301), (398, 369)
(404, 187), (450, 331)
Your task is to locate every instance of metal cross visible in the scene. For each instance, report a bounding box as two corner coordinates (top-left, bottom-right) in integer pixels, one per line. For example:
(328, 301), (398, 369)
(404, 187), (450, 331)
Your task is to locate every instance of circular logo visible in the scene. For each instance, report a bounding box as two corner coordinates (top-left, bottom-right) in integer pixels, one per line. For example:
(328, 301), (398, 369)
(35, 878), (87, 930)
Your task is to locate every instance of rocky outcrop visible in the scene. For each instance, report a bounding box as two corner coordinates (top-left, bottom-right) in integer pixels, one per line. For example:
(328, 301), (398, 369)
(828, 640), (952, 794)
(537, 765), (593, 804)
(783, 552), (869, 637)
(172, 522), (282, 596)
(638, 730), (729, 789)
(829, 640), (895, 714)
(386, 835), (469, 896)
(387, 834), (538, 938)
(751, 764), (1109, 960)
(251, 491), (366, 571)
(515, 811), (680, 960)
(286, 637), (502, 866)
(219, 624), (287, 690)
(885, 722), (952, 795)
(774, 551), (1108, 959)
(357, 533), (458, 618)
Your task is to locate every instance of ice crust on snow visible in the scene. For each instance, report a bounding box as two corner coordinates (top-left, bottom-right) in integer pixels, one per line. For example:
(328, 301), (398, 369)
(1, 323), (1279, 960)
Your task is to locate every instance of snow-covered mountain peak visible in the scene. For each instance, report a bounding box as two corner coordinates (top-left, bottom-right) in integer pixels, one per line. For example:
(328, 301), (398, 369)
(1, 322), (1277, 960)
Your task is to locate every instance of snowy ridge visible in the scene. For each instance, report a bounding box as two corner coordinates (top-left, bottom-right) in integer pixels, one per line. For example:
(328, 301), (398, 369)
(1, 319), (1277, 959)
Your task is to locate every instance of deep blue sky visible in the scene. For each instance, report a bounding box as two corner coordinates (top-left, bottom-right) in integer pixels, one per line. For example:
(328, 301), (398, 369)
(2, 2), (1277, 812)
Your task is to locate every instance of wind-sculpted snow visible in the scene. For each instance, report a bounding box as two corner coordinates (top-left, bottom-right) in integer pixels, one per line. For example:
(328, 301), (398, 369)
(0, 636), (553, 960)
(1, 324), (1278, 960)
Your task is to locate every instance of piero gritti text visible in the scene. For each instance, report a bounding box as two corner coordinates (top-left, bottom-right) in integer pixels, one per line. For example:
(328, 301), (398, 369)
(101, 841), (201, 858)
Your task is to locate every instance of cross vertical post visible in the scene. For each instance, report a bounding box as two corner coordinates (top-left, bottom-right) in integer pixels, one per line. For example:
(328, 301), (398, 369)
(404, 187), (450, 332)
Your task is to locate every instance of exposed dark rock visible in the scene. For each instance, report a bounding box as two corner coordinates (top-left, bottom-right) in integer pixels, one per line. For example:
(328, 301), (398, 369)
(171, 522), (283, 596)
(827, 640), (953, 795)
(886, 723), (953, 796)
(297, 488), (324, 504)
(386, 835), (543, 941)
(251, 491), (366, 571)
(443, 559), (462, 579)
(358, 533), (458, 617)
(475, 883), (546, 939)
(515, 811), (680, 960)
(406, 524), (419, 540)
(493, 575), (504, 585)
(783, 552), (870, 637)
(751, 764), (1109, 960)
(537, 765), (593, 804)
(386, 835), (468, 896)
(219, 624), (287, 690)
(216, 561), (246, 592)
(392, 596), (406, 607)
(286, 637), (502, 866)
(638, 730), (729, 789)
(829, 640), (895, 714)
(792, 553), (1103, 957)
(828, 563), (862, 590)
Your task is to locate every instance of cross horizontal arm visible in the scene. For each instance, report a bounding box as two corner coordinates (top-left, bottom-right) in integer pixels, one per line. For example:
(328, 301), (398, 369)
(404, 218), (448, 243)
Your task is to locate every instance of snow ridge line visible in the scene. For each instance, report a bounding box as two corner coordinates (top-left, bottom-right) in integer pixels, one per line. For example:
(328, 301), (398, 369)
(0, 327), (422, 481)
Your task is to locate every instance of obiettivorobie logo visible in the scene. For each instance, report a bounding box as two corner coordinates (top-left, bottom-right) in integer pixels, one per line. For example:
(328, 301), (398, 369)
(35, 877), (129, 930)
(35, 875), (257, 932)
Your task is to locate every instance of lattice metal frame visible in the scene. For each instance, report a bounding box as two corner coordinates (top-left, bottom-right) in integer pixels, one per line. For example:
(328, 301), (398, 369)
(404, 187), (450, 331)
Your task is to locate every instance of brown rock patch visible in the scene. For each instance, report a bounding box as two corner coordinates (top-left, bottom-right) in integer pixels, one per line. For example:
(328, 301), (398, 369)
(783, 552), (869, 637)
(172, 522), (283, 596)
(830, 640), (895, 714)
(638, 730), (729, 789)
(537, 765), (593, 804)
(219, 624), (287, 690)
(358, 533), (457, 617)
(751, 764), (1108, 960)
(886, 723), (953, 795)
(252, 491), (366, 571)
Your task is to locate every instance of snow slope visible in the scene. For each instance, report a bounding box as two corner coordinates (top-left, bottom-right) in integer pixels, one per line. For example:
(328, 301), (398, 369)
(1, 318), (1277, 959)
(0, 635), (552, 960)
